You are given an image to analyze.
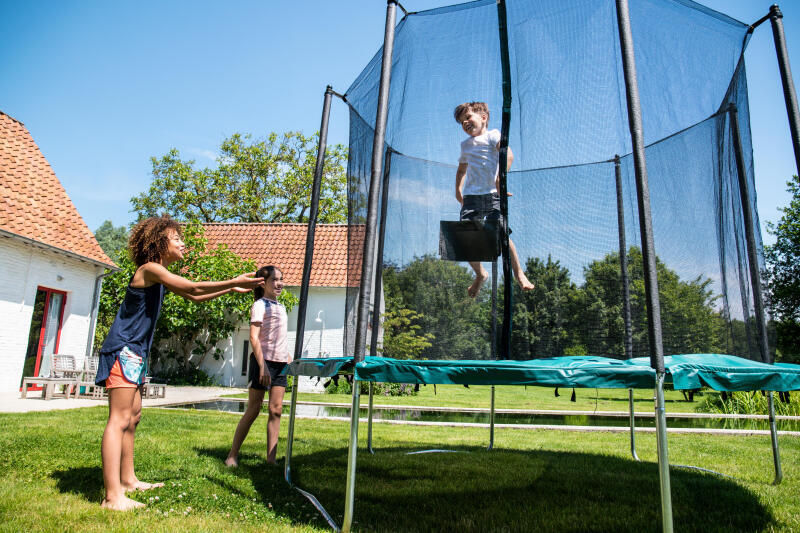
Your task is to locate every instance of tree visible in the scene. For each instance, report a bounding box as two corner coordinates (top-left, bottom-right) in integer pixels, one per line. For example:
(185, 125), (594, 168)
(379, 307), (434, 359)
(95, 221), (297, 382)
(512, 256), (583, 359)
(131, 132), (348, 224)
(382, 256), (491, 360)
(94, 220), (129, 261)
(575, 247), (725, 357)
(765, 174), (800, 363)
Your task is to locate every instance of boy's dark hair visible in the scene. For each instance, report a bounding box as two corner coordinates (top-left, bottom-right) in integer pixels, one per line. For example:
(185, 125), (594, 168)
(253, 265), (282, 301)
(128, 215), (182, 267)
(454, 102), (490, 123)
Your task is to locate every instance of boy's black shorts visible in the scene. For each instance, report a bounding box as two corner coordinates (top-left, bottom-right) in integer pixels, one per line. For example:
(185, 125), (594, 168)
(248, 353), (288, 390)
(460, 193), (507, 231)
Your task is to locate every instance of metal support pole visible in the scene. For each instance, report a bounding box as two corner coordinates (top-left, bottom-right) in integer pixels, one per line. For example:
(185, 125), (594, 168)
(614, 154), (639, 461)
(496, 0), (513, 358)
(489, 260), (498, 449)
(285, 85), (333, 486)
(344, 3), (397, 531)
(769, 5), (800, 177)
(615, 1), (672, 530)
(728, 103), (783, 484)
(488, 386), (496, 451)
(367, 382), (375, 454)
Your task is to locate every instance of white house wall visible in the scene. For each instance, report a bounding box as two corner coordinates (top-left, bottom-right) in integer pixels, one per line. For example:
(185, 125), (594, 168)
(198, 286), (383, 392)
(0, 236), (103, 393)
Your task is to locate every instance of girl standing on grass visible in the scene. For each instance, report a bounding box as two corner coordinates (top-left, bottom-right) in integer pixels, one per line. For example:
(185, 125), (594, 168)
(96, 215), (262, 511)
(225, 265), (291, 467)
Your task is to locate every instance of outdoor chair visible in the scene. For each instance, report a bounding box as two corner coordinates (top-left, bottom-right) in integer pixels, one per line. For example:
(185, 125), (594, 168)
(75, 355), (107, 399)
(20, 353), (79, 400)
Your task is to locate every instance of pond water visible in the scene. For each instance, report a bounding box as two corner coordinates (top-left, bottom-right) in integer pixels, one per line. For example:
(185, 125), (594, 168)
(162, 399), (800, 432)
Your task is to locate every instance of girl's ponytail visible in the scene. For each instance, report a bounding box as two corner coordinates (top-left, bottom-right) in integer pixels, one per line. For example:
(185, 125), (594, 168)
(254, 265), (276, 301)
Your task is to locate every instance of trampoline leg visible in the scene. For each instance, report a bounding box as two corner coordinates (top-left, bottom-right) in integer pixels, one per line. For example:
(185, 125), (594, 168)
(629, 388), (640, 461)
(284, 376), (299, 485)
(367, 382), (375, 454)
(654, 372), (674, 533)
(488, 385), (496, 451)
(768, 391), (784, 484)
(342, 383), (362, 533)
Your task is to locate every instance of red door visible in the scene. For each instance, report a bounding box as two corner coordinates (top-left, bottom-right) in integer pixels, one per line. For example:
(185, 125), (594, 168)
(20, 287), (67, 389)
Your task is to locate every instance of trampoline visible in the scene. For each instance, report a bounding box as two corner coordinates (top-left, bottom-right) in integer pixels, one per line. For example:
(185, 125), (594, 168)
(281, 1), (800, 531)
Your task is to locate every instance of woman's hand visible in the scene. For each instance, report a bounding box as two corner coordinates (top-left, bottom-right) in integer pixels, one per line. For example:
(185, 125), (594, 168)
(235, 272), (264, 289)
(259, 364), (270, 387)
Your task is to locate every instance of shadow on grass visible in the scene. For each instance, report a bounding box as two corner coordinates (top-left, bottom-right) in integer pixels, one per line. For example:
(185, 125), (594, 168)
(52, 466), (104, 503)
(225, 444), (773, 533)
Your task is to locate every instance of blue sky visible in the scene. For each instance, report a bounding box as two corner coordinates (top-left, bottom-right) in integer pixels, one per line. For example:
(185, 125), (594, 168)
(1, 0), (798, 245)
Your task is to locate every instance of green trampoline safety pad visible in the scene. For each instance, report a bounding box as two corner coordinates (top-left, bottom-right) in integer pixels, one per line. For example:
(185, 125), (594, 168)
(284, 354), (800, 392)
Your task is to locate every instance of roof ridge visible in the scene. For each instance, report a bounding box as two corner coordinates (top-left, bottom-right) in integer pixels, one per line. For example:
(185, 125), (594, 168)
(0, 110), (24, 126)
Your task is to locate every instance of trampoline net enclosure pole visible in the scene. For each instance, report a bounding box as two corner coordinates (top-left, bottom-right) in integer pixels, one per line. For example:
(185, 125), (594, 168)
(367, 149), (391, 454)
(615, 154), (639, 461)
(729, 103), (783, 484)
(770, 5), (800, 177)
(615, 0), (672, 530)
(496, 0), (513, 357)
(285, 85), (333, 486)
(344, 2), (397, 532)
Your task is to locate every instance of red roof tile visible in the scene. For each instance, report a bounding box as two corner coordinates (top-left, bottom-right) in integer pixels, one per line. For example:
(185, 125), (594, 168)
(0, 111), (115, 267)
(201, 223), (364, 287)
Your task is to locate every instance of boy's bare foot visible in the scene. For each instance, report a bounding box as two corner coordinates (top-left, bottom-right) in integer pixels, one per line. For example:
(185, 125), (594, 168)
(516, 273), (535, 291)
(467, 270), (489, 298)
(224, 456), (238, 468)
(123, 480), (164, 492)
(101, 495), (145, 511)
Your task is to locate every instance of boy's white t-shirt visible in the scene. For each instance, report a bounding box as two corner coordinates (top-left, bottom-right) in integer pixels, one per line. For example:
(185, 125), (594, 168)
(250, 298), (291, 363)
(459, 128), (501, 196)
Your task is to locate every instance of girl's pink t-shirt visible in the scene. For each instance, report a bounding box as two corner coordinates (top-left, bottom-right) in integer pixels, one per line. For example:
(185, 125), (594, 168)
(250, 298), (290, 363)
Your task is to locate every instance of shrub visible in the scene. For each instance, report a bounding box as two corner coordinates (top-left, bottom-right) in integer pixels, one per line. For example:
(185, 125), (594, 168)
(696, 390), (800, 416)
(324, 379), (418, 397)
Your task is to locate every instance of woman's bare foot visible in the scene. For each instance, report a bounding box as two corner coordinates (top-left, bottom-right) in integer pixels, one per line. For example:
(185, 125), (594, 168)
(467, 270), (489, 298)
(101, 495), (145, 511)
(224, 456), (238, 468)
(123, 480), (164, 492)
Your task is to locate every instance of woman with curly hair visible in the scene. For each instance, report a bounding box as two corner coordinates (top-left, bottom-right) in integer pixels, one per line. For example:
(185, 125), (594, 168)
(96, 215), (262, 511)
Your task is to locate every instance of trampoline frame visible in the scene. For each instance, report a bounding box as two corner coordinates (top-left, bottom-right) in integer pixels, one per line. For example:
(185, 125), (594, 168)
(280, 2), (800, 531)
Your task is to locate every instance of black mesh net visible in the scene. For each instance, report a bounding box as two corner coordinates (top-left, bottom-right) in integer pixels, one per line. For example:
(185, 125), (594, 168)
(343, 0), (769, 362)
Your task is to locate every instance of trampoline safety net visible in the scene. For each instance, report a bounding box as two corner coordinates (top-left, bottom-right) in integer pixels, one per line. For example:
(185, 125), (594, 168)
(342, 0), (770, 363)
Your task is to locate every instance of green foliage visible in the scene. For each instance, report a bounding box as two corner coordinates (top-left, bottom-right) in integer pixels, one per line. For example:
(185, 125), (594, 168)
(765, 174), (800, 363)
(131, 132), (347, 224)
(93, 220), (129, 261)
(382, 256), (490, 359)
(379, 307), (434, 359)
(95, 222), (256, 381)
(324, 379), (418, 397)
(696, 390), (800, 417)
(512, 256), (581, 358)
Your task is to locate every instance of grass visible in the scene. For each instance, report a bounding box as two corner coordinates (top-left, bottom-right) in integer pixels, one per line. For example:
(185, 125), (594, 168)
(1, 406), (799, 532)
(225, 383), (707, 413)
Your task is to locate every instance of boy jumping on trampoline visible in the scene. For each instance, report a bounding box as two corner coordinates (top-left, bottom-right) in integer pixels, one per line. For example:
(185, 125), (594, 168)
(454, 101), (534, 297)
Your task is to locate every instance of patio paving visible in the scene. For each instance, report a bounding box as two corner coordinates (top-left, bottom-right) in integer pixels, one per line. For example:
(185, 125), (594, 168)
(0, 386), (244, 413)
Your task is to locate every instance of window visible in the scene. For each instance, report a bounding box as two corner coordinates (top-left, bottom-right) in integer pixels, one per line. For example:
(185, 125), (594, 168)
(241, 340), (249, 376)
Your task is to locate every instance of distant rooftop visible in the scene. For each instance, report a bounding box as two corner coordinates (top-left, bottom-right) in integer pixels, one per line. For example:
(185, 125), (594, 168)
(201, 223), (363, 287)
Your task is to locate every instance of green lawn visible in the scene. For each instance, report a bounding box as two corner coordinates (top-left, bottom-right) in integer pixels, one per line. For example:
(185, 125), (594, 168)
(1, 406), (798, 532)
(226, 383), (705, 413)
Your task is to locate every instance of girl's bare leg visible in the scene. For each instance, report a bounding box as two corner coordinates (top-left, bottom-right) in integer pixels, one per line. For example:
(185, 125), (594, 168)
(101, 387), (144, 510)
(225, 387), (266, 467)
(120, 386), (164, 491)
(266, 385), (286, 464)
